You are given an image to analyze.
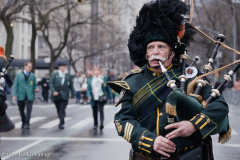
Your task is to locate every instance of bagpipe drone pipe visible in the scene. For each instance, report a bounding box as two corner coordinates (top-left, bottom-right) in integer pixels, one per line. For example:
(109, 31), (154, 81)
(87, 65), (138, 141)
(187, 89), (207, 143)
(159, 34), (235, 143)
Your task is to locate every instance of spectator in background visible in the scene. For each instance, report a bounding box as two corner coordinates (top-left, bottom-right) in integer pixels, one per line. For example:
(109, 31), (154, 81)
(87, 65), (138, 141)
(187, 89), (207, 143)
(117, 72), (124, 81)
(101, 68), (107, 77)
(12, 62), (39, 129)
(73, 72), (85, 103)
(108, 70), (115, 81)
(233, 78), (240, 92)
(108, 70), (116, 103)
(40, 74), (50, 103)
(87, 67), (113, 131)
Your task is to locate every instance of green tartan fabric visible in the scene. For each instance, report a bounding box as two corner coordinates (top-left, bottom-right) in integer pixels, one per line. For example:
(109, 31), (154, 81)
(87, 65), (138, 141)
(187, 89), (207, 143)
(132, 64), (181, 120)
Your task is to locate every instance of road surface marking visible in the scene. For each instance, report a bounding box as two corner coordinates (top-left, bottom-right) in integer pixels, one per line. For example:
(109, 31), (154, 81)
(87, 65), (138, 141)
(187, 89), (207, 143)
(35, 104), (54, 108)
(67, 104), (79, 108)
(14, 117), (46, 129)
(1, 137), (124, 142)
(10, 116), (20, 121)
(1, 139), (44, 160)
(231, 127), (238, 135)
(39, 117), (72, 129)
(70, 117), (93, 129)
(79, 106), (91, 109)
(216, 143), (240, 147)
(104, 105), (112, 109)
(105, 120), (115, 129)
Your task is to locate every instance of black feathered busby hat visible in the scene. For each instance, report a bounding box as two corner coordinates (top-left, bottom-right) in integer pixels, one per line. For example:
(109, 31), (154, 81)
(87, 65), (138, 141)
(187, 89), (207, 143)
(128, 0), (195, 67)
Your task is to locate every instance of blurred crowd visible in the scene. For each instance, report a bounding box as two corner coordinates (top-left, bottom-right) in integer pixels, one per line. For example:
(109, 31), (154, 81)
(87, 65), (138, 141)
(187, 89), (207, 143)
(37, 68), (129, 105)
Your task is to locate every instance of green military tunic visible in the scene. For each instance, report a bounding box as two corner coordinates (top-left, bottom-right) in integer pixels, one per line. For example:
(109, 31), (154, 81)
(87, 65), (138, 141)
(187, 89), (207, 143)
(49, 72), (75, 100)
(107, 62), (229, 157)
(12, 72), (38, 101)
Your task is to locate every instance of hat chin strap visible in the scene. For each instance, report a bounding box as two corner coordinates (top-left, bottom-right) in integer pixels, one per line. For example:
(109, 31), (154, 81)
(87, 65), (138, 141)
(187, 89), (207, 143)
(162, 50), (173, 65)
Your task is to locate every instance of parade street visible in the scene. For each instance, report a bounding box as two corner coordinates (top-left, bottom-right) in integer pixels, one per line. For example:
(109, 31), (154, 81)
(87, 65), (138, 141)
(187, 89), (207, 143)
(0, 102), (239, 160)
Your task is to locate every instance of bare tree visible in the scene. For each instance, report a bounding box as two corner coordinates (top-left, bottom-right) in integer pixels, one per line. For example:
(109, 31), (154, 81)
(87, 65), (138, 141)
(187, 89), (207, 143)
(0, 0), (27, 58)
(192, 0), (239, 79)
(35, 0), (91, 74)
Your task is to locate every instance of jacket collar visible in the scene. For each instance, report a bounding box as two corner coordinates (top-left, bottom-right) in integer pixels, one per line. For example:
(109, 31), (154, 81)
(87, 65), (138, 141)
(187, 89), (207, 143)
(146, 63), (173, 77)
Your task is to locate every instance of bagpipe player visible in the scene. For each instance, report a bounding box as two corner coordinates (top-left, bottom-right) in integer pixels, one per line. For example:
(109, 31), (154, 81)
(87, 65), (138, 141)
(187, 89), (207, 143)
(107, 0), (229, 160)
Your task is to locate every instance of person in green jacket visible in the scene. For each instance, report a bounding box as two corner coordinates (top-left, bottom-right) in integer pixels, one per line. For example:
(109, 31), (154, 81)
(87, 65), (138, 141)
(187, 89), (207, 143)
(107, 1), (230, 160)
(12, 62), (39, 129)
(49, 62), (75, 129)
(87, 67), (113, 131)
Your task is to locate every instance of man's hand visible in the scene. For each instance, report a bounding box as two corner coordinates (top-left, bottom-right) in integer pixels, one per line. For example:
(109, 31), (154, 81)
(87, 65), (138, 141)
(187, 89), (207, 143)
(71, 98), (75, 102)
(153, 136), (176, 157)
(165, 121), (197, 140)
(53, 92), (59, 96)
(34, 88), (39, 93)
(12, 96), (17, 101)
(43, 83), (47, 87)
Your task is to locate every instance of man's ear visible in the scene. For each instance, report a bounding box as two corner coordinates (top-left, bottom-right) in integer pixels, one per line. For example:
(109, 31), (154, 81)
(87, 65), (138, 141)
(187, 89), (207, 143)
(171, 50), (175, 58)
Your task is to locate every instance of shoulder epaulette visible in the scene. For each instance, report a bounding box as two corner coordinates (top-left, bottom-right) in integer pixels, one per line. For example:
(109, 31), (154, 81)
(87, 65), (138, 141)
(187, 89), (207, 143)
(130, 68), (143, 73)
(107, 81), (130, 94)
(123, 68), (143, 80)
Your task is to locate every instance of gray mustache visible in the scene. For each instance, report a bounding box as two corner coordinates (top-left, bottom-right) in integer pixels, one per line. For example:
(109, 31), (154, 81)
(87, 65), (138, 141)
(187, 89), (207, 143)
(147, 55), (167, 61)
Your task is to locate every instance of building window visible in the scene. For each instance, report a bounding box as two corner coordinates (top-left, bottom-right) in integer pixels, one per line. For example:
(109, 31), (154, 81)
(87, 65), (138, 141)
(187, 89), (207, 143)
(22, 45), (24, 58)
(28, 47), (31, 58)
(28, 24), (31, 34)
(38, 36), (46, 48)
(22, 22), (24, 33)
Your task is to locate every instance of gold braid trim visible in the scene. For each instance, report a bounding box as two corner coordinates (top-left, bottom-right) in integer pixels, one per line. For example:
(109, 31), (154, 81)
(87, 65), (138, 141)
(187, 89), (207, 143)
(218, 126), (232, 144)
(189, 93), (202, 102)
(165, 103), (177, 116)
(201, 100), (208, 109)
(187, 59), (240, 95)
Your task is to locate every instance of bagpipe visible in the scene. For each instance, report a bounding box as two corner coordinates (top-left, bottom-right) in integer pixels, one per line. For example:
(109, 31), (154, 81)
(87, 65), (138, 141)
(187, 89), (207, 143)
(151, 0), (240, 144)
(0, 46), (14, 94)
(159, 33), (239, 144)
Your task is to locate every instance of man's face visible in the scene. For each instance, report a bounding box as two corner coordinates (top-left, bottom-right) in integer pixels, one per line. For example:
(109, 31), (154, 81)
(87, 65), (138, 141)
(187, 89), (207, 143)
(24, 63), (32, 72)
(146, 41), (175, 68)
(59, 66), (67, 72)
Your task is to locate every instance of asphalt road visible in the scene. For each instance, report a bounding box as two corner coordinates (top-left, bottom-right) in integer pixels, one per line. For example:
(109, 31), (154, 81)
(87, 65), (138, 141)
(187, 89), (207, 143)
(0, 102), (239, 160)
